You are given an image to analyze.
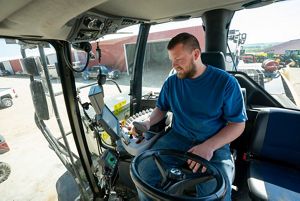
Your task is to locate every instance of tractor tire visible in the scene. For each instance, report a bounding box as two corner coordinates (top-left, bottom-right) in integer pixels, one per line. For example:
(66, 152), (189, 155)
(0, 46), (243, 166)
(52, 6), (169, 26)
(0, 162), (11, 183)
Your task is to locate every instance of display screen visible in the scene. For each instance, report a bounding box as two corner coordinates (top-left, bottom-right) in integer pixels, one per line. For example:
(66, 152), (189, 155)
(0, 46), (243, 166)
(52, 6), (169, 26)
(102, 105), (120, 137)
(106, 151), (117, 169)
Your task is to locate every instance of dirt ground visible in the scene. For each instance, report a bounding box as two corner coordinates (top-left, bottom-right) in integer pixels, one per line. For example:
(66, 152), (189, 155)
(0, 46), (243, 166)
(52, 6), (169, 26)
(0, 76), (67, 201)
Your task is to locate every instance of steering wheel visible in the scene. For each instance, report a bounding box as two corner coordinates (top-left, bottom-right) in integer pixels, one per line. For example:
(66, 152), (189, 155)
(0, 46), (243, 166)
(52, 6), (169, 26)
(130, 149), (226, 201)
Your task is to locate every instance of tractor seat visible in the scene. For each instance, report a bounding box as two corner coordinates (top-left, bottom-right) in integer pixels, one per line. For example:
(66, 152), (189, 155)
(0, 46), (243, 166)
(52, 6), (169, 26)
(247, 108), (300, 200)
(201, 51), (226, 70)
(248, 160), (300, 200)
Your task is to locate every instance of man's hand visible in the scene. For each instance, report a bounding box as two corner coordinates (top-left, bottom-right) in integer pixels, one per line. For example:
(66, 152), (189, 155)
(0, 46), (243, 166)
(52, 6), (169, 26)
(130, 120), (150, 137)
(187, 143), (215, 173)
(129, 107), (166, 138)
(187, 122), (245, 173)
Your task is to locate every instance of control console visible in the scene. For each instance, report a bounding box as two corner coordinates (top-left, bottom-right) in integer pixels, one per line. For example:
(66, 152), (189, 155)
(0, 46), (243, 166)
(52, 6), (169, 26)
(119, 127), (161, 156)
(67, 12), (140, 42)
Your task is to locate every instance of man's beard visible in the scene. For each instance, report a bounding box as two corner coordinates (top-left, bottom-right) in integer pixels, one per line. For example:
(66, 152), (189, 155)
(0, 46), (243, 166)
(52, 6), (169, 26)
(176, 62), (197, 79)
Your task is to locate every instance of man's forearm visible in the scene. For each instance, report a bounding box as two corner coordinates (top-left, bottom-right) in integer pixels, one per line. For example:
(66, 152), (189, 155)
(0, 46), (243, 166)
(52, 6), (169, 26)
(203, 122), (245, 151)
(145, 107), (167, 128)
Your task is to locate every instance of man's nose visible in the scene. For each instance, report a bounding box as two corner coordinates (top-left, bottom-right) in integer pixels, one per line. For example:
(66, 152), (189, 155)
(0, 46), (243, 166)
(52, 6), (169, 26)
(172, 61), (179, 69)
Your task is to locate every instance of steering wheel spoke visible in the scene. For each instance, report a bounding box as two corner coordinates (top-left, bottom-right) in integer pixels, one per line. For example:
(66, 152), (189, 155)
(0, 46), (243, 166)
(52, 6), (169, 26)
(184, 169), (211, 180)
(153, 153), (169, 187)
(166, 174), (215, 195)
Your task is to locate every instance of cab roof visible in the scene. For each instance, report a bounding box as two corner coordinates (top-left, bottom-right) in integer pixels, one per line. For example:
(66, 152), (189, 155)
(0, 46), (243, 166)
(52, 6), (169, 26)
(0, 0), (280, 41)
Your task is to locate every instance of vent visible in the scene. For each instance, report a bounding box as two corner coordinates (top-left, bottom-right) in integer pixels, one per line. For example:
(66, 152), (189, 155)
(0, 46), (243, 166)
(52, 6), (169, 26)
(121, 19), (137, 25)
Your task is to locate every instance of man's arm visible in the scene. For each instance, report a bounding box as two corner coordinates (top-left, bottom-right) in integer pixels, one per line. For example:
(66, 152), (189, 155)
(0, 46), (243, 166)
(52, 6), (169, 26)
(131, 107), (167, 135)
(202, 122), (245, 153)
(144, 107), (167, 129)
(188, 122), (245, 172)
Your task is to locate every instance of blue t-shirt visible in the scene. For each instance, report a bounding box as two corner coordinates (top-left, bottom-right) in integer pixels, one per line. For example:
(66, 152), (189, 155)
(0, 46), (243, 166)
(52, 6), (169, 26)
(156, 65), (247, 142)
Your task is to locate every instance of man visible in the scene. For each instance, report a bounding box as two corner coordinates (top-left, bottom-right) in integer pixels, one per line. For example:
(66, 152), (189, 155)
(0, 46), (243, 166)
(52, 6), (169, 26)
(132, 32), (247, 200)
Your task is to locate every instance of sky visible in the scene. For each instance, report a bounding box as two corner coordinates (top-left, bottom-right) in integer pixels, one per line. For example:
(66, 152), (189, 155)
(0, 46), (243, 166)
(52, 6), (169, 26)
(230, 0), (300, 44)
(1, 0), (299, 61)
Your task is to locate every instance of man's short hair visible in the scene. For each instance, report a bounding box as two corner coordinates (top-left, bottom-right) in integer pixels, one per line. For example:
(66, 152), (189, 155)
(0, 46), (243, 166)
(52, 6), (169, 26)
(167, 32), (201, 52)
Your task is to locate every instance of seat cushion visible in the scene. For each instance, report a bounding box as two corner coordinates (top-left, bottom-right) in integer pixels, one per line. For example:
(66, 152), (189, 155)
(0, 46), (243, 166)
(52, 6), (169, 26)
(248, 160), (300, 201)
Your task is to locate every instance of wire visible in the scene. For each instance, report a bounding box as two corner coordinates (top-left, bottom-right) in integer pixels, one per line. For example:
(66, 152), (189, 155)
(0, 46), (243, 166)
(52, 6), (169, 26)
(101, 137), (116, 150)
(227, 42), (237, 71)
(94, 128), (103, 155)
(96, 42), (101, 64)
(226, 11), (237, 71)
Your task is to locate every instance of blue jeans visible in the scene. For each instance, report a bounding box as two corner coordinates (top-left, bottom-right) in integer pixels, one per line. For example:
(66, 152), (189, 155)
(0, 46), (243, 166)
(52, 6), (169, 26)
(137, 129), (234, 201)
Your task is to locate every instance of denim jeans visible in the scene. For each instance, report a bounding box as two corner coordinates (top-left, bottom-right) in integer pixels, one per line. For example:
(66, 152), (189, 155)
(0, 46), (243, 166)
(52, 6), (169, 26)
(137, 129), (234, 201)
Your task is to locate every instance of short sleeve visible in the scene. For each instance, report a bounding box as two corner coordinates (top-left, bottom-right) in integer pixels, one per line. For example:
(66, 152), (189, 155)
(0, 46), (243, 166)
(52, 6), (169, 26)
(156, 79), (171, 112)
(223, 76), (248, 122)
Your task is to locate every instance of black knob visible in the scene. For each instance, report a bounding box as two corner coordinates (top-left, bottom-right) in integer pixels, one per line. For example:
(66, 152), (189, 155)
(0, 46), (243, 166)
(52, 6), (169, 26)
(83, 17), (92, 27)
(88, 19), (102, 29)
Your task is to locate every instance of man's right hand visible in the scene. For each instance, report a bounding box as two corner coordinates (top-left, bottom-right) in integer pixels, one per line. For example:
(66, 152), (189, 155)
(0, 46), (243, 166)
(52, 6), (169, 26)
(130, 120), (150, 137)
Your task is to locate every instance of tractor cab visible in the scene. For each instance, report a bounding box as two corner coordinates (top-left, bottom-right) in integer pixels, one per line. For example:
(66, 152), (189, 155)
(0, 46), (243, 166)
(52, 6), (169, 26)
(1, 0), (300, 200)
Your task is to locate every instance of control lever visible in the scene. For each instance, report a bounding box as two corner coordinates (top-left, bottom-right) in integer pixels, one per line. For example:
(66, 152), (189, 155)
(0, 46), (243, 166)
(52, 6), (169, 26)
(133, 122), (148, 143)
(97, 67), (122, 94)
(120, 127), (131, 145)
(106, 79), (122, 93)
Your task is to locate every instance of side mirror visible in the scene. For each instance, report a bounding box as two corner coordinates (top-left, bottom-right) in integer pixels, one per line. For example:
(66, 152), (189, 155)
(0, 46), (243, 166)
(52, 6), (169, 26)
(72, 42), (92, 53)
(30, 80), (49, 120)
(21, 57), (43, 76)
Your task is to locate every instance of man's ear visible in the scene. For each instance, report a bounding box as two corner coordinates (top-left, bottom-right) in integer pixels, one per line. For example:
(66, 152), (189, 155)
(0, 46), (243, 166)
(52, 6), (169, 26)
(193, 49), (201, 61)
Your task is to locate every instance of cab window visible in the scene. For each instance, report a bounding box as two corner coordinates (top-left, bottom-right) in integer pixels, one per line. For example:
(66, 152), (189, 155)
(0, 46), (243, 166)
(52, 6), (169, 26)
(142, 18), (204, 94)
(228, 0), (300, 110)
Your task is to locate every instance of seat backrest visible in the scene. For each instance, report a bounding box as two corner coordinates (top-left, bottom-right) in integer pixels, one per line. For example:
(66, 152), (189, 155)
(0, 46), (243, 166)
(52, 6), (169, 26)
(201, 51), (226, 70)
(250, 108), (300, 167)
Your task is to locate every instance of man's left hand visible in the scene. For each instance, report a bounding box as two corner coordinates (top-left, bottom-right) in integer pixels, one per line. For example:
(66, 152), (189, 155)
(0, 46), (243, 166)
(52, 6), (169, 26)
(187, 143), (214, 173)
